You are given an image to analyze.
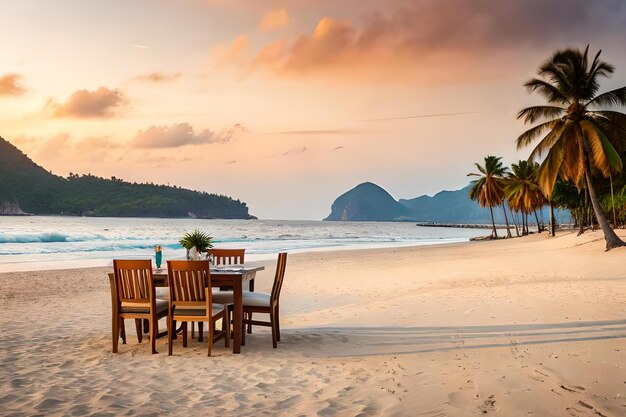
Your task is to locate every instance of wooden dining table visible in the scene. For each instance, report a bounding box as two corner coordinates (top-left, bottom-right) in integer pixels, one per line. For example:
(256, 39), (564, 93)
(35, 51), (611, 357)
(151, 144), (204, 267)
(109, 265), (264, 354)
(154, 265), (263, 354)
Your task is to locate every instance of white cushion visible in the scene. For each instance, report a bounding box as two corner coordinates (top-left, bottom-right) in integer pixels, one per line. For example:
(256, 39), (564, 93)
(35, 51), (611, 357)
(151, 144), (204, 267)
(242, 292), (270, 307)
(155, 287), (169, 300)
(211, 290), (271, 307)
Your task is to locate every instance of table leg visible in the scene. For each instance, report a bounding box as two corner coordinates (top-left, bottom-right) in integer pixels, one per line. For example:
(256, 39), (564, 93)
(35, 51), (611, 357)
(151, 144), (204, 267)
(233, 278), (243, 354)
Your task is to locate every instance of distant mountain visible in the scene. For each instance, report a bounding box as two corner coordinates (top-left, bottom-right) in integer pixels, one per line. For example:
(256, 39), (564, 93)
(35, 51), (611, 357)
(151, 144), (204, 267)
(399, 185), (504, 223)
(325, 181), (569, 224)
(324, 182), (412, 221)
(0, 137), (254, 219)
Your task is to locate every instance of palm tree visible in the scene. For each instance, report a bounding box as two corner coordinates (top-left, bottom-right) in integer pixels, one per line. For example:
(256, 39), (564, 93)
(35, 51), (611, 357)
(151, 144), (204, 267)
(505, 160), (546, 235)
(468, 156), (510, 238)
(517, 45), (626, 250)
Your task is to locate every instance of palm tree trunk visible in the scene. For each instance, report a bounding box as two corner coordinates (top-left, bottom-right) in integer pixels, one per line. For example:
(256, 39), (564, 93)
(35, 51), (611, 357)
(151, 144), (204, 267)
(610, 172), (617, 227)
(512, 209), (520, 237)
(489, 206), (497, 238)
(502, 204), (512, 238)
(533, 209), (541, 233)
(549, 201), (555, 237)
(584, 169), (625, 250)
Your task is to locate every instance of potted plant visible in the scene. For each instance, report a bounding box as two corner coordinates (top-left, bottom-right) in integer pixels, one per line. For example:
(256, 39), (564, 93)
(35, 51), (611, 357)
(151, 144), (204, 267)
(179, 229), (214, 259)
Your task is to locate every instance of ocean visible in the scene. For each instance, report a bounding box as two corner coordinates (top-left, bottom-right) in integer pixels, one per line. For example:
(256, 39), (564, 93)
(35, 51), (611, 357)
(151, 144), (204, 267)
(0, 216), (484, 272)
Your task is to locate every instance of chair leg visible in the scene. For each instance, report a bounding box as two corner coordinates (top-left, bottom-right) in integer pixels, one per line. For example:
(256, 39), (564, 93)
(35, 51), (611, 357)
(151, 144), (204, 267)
(247, 312), (253, 334)
(182, 322), (188, 348)
(167, 314), (174, 356)
(269, 309), (278, 348)
(120, 319), (126, 344)
(241, 311), (246, 346)
(198, 322), (204, 342)
(208, 320), (213, 357)
(112, 314), (119, 353)
(275, 305), (281, 342)
(224, 315), (230, 348)
(143, 319), (149, 334)
(135, 319), (143, 343)
(150, 314), (157, 354)
(191, 322), (195, 339)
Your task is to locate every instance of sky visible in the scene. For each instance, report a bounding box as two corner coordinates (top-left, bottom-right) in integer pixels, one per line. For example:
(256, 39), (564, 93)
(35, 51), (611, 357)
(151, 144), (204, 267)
(1, 0), (626, 219)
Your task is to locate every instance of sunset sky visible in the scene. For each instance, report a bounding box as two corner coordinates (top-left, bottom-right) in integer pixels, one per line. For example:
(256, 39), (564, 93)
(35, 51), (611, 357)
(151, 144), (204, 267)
(1, 0), (625, 219)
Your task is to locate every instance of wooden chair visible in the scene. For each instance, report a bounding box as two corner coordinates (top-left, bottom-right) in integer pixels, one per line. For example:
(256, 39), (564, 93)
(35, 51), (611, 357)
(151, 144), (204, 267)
(203, 248), (248, 336)
(214, 253), (287, 348)
(111, 260), (168, 354)
(210, 248), (245, 266)
(166, 260), (229, 356)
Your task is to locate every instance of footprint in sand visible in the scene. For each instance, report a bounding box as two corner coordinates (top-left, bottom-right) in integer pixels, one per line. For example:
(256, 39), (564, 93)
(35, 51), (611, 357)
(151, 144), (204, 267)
(479, 395), (496, 414)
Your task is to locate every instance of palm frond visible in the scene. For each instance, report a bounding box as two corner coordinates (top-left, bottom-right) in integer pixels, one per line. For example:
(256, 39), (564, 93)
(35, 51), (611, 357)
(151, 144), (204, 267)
(527, 120), (568, 161)
(524, 79), (570, 104)
(516, 119), (562, 150)
(586, 86), (626, 108)
(517, 106), (565, 124)
(581, 119), (623, 175)
(536, 139), (566, 197)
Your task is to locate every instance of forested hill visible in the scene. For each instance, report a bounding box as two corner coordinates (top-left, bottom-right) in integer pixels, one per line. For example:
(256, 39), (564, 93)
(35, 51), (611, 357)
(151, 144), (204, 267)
(0, 137), (254, 219)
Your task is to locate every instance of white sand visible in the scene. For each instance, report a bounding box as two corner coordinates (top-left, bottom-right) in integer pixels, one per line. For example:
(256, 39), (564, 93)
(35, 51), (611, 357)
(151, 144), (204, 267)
(1, 230), (625, 416)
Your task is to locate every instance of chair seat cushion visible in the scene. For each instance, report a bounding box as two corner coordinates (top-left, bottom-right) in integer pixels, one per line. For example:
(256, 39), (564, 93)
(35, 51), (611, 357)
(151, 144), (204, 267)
(121, 299), (168, 314)
(173, 304), (225, 317)
(241, 292), (271, 307)
(212, 290), (271, 307)
(155, 287), (169, 300)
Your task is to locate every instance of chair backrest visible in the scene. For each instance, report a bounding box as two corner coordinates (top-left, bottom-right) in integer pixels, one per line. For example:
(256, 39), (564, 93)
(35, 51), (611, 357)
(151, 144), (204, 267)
(113, 259), (155, 308)
(270, 252), (288, 304)
(166, 260), (212, 312)
(210, 248), (245, 266)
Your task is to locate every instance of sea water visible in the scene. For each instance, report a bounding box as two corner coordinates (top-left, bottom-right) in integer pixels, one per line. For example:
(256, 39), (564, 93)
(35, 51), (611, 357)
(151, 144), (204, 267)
(0, 216), (483, 272)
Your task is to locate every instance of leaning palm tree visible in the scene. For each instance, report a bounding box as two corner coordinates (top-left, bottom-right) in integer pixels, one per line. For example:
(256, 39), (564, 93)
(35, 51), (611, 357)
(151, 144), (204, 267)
(468, 156), (509, 238)
(517, 45), (626, 250)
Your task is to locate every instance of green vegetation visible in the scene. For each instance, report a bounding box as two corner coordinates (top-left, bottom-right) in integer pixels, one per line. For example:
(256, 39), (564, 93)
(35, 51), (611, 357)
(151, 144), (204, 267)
(516, 45), (625, 250)
(469, 46), (626, 250)
(0, 137), (254, 219)
(179, 229), (214, 252)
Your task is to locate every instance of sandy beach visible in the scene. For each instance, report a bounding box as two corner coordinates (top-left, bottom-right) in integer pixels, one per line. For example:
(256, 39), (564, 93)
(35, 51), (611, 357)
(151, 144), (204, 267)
(1, 230), (625, 417)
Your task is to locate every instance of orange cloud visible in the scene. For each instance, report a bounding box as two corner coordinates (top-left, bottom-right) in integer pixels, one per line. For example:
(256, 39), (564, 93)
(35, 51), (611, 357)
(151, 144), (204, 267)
(0, 73), (26, 96)
(213, 35), (249, 68)
(50, 87), (124, 118)
(219, 0), (626, 82)
(135, 72), (182, 83)
(132, 123), (247, 148)
(258, 8), (289, 32)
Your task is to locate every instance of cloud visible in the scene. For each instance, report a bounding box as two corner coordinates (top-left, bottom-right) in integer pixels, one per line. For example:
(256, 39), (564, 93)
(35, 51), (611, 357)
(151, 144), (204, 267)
(359, 112), (482, 122)
(132, 123), (247, 148)
(50, 87), (125, 118)
(332, 146), (344, 151)
(0, 73), (26, 96)
(258, 9), (289, 32)
(36, 133), (71, 160)
(74, 137), (119, 153)
(283, 146), (307, 156)
(273, 129), (364, 135)
(224, 0), (626, 81)
(135, 72), (182, 83)
(213, 35), (250, 68)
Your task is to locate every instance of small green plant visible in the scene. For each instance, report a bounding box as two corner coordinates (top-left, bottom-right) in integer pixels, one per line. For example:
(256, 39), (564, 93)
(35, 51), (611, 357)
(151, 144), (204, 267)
(179, 229), (214, 252)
